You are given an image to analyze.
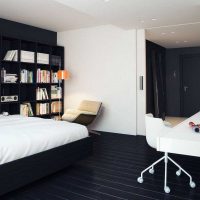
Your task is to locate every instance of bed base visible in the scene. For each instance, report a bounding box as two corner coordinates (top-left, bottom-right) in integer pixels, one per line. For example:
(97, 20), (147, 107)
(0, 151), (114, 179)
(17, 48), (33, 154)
(0, 136), (93, 196)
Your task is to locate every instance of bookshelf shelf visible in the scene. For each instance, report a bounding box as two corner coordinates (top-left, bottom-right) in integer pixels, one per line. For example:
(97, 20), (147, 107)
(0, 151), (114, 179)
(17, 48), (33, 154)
(0, 35), (64, 118)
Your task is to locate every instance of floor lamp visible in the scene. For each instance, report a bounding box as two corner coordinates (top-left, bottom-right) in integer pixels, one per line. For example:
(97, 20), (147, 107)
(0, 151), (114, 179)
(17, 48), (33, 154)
(57, 69), (70, 119)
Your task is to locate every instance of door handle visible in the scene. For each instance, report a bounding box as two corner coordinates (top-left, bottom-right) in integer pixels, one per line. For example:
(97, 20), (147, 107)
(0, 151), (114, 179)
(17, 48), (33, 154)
(184, 86), (188, 92)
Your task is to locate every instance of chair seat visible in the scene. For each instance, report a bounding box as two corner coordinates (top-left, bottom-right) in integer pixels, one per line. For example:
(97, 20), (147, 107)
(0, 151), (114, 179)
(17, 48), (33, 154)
(62, 109), (96, 122)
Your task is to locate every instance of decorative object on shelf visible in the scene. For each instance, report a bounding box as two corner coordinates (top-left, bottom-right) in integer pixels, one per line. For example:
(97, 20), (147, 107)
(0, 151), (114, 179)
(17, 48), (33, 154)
(57, 69), (70, 117)
(1, 95), (18, 102)
(1, 68), (18, 83)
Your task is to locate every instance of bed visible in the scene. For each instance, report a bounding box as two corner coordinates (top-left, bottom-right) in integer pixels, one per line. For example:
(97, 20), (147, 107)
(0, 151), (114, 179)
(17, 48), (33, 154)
(0, 115), (93, 196)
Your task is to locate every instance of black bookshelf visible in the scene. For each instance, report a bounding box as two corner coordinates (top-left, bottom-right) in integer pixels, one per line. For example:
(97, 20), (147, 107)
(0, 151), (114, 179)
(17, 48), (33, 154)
(0, 35), (64, 119)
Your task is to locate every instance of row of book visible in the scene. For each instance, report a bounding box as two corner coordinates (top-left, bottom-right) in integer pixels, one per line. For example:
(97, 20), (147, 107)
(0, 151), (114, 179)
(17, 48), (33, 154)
(1, 68), (18, 83)
(20, 101), (62, 117)
(36, 103), (50, 115)
(37, 69), (50, 83)
(20, 69), (33, 83)
(4, 50), (18, 61)
(51, 101), (62, 113)
(51, 85), (62, 99)
(36, 87), (49, 100)
(20, 103), (34, 117)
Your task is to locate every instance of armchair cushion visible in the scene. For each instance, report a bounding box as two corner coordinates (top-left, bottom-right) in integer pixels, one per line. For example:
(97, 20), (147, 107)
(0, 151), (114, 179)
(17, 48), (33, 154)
(78, 100), (101, 115)
(62, 109), (96, 122)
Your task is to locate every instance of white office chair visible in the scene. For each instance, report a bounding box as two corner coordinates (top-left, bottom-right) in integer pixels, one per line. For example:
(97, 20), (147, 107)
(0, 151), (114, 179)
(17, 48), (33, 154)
(137, 113), (196, 193)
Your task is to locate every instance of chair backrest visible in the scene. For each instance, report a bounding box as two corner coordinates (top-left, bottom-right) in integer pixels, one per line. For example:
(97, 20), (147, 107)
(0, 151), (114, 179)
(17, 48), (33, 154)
(145, 113), (165, 149)
(78, 100), (102, 115)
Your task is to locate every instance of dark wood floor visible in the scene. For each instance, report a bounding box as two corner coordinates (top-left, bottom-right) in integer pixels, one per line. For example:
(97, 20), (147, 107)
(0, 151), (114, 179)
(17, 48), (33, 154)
(2, 132), (200, 200)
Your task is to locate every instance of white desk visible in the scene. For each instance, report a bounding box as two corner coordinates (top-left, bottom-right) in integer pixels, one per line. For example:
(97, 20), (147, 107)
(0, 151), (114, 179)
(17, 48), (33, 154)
(157, 112), (200, 157)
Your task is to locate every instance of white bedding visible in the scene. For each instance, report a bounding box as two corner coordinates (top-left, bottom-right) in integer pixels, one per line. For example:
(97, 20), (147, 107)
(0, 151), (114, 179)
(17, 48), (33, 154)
(0, 115), (88, 165)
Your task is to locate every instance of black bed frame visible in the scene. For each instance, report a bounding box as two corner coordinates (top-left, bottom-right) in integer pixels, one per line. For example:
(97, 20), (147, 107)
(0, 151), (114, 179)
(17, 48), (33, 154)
(0, 136), (93, 196)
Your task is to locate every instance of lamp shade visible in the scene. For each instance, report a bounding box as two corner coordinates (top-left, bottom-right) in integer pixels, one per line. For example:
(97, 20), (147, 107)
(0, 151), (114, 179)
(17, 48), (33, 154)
(57, 70), (70, 80)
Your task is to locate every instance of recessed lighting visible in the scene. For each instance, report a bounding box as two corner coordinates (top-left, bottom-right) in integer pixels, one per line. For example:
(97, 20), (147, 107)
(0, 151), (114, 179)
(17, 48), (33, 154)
(184, 40), (188, 43)
(103, 0), (110, 2)
(171, 32), (175, 34)
(151, 18), (157, 21)
(161, 32), (166, 35)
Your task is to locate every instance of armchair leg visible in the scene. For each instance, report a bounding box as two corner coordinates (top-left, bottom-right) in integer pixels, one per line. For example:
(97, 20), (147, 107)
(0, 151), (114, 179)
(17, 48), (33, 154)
(89, 130), (101, 135)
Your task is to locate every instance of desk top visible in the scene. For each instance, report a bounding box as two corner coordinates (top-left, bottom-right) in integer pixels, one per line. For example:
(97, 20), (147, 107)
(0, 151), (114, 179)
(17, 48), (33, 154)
(157, 112), (200, 157)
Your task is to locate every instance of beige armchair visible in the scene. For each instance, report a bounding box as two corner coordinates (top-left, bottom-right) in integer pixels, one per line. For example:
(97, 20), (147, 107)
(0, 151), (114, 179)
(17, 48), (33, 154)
(62, 100), (102, 134)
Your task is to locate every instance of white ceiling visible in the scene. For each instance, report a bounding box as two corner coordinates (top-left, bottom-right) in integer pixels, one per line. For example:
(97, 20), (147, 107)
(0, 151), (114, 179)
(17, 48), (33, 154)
(0, 0), (200, 48)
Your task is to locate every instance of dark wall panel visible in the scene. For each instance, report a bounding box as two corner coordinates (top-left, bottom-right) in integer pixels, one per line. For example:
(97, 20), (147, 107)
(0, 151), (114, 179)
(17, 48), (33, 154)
(166, 47), (200, 116)
(146, 40), (166, 118)
(0, 18), (57, 45)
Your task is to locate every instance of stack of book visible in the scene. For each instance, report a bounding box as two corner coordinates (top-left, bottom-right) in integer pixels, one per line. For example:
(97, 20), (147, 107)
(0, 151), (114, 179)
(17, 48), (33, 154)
(1, 68), (18, 83)
(37, 69), (50, 83)
(51, 71), (58, 83)
(51, 101), (62, 113)
(37, 53), (49, 64)
(21, 51), (34, 63)
(3, 50), (18, 61)
(20, 103), (34, 117)
(36, 87), (49, 100)
(36, 103), (49, 115)
(20, 69), (33, 83)
(51, 85), (62, 99)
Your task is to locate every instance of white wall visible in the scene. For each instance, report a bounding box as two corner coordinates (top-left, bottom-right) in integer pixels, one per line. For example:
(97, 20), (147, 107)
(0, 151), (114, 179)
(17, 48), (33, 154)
(136, 29), (146, 135)
(58, 25), (145, 135)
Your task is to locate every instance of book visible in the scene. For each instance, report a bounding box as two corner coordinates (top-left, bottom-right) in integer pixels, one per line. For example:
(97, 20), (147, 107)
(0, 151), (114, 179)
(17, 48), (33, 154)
(37, 69), (50, 83)
(3, 50), (18, 61)
(20, 103), (33, 117)
(36, 87), (49, 100)
(51, 85), (62, 99)
(36, 103), (49, 115)
(51, 101), (62, 113)
(20, 69), (33, 83)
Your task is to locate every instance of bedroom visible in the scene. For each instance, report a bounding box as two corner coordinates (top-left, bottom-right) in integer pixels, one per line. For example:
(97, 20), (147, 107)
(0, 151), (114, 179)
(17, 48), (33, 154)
(0, 0), (200, 199)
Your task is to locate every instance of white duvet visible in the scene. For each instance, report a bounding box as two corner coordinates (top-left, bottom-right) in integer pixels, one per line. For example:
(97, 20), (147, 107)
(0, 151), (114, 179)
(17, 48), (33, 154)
(0, 115), (88, 165)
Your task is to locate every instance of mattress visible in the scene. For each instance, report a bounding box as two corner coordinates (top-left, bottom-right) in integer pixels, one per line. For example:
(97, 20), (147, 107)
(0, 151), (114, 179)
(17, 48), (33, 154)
(0, 115), (88, 165)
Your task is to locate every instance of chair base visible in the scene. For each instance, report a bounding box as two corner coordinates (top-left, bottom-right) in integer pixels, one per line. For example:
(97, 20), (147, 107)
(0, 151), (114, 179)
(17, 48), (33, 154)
(89, 130), (101, 135)
(137, 152), (196, 193)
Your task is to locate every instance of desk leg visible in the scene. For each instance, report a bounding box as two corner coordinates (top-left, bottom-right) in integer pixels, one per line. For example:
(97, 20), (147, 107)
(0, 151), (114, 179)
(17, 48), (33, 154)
(164, 152), (170, 193)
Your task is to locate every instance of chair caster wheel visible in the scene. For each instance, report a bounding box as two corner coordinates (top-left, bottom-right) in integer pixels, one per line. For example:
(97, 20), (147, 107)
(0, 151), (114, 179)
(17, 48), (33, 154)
(137, 177), (143, 183)
(190, 181), (196, 188)
(149, 168), (154, 174)
(176, 169), (181, 176)
(164, 186), (170, 193)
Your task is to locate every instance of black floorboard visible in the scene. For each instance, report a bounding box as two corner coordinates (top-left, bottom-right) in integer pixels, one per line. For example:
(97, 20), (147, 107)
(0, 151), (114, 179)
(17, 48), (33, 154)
(1, 132), (200, 200)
